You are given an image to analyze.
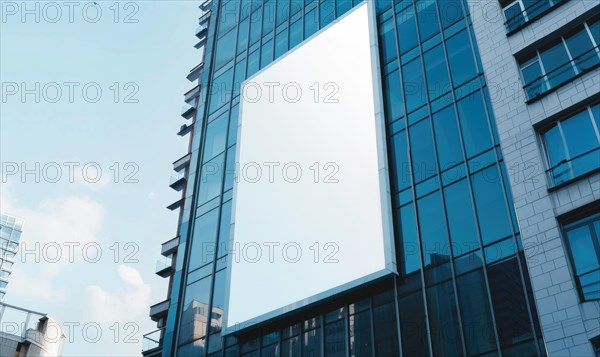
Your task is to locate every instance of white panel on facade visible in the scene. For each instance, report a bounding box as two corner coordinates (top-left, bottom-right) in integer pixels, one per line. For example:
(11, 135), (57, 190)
(224, 1), (395, 333)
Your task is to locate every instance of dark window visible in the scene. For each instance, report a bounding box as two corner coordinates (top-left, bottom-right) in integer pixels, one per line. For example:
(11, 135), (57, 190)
(424, 44), (451, 100)
(409, 117), (437, 183)
(349, 308), (372, 357)
(444, 179), (479, 257)
(397, 5), (418, 54)
(502, 0), (565, 32)
(562, 211), (600, 301)
(541, 104), (600, 187)
(432, 105), (463, 170)
(446, 29), (477, 87)
(456, 90), (493, 158)
(418, 191), (449, 267)
(426, 280), (464, 357)
(402, 56), (426, 113)
(325, 319), (346, 357)
(380, 18), (397, 64)
(373, 301), (400, 357)
(400, 203), (421, 274)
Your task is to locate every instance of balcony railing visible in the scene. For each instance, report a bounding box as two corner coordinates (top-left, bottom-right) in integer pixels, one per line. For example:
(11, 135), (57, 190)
(523, 45), (600, 101)
(504, 0), (566, 33)
(142, 329), (163, 353)
(545, 147), (600, 188)
(155, 257), (173, 278)
(161, 236), (179, 257)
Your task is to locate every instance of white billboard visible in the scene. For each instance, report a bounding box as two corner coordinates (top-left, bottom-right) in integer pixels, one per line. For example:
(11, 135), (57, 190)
(224, 1), (395, 334)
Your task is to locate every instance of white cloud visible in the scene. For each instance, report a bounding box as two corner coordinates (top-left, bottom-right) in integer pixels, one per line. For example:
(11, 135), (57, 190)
(86, 265), (151, 325)
(8, 266), (67, 303)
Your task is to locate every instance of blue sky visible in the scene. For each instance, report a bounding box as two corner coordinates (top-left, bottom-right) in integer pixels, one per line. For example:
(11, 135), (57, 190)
(1, 1), (200, 355)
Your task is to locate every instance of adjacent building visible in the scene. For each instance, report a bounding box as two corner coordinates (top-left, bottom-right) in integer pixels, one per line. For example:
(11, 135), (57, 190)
(0, 213), (24, 300)
(143, 0), (600, 356)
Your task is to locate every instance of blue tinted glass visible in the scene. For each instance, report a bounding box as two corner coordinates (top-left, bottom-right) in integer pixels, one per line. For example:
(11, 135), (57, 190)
(233, 59), (246, 98)
(227, 106), (239, 147)
(424, 44), (450, 99)
(444, 179), (479, 257)
(409, 118), (437, 182)
(398, 288), (430, 356)
(397, 5), (418, 53)
(373, 301), (400, 356)
(179, 275), (212, 344)
(325, 319), (345, 357)
(427, 280), (463, 356)
(289, 18), (303, 48)
(320, 1), (334, 27)
(401, 203), (421, 274)
(384, 70), (404, 121)
(276, 0), (289, 25)
(589, 19), (600, 45)
(521, 58), (547, 98)
(349, 310), (372, 357)
(237, 16), (250, 53)
(223, 146), (237, 192)
(561, 110), (599, 158)
(391, 130), (410, 192)
(219, 0), (239, 35)
(416, 0), (440, 42)
(380, 18), (397, 64)
(565, 27), (600, 72)
(592, 103), (600, 129)
(302, 327), (321, 357)
(247, 49), (260, 77)
(214, 29), (237, 70)
(281, 336), (300, 357)
(209, 269), (227, 333)
(433, 105), (463, 170)
(504, 3), (525, 31)
(539, 41), (575, 88)
(217, 200), (233, 257)
(418, 191), (449, 266)
(472, 165), (512, 245)
(457, 269), (497, 356)
(566, 225), (600, 275)
(447, 29), (477, 86)
(457, 91), (493, 158)
(262, 0), (275, 36)
(402, 56), (426, 113)
(261, 38), (274, 68)
(544, 125), (567, 169)
(203, 113), (229, 162)
(290, 0), (303, 17)
(189, 209), (220, 271)
(523, 0), (551, 19)
(198, 153), (225, 206)
(249, 6), (262, 45)
(304, 9), (318, 38)
(275, 28), (289, 59)
(438, 0), (463, 29)
(336, 0), (352, 16)
(484, 237), (517, 264)
(209, 68), (234, 113)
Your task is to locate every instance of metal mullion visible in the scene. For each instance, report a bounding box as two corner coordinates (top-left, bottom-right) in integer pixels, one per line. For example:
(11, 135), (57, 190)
(392, 277), (404, 357)
(462, 3), (544, 355)
(368, 298), (376, 357)
(556, 122), (576, 181)
(561, 36), (580, 75)
(584, 22), (600, 57)
(345, 305), (350, 357)
(394, 1), (433, 356)
(587, 105), (600, 143)
(412, 1), (468, 355)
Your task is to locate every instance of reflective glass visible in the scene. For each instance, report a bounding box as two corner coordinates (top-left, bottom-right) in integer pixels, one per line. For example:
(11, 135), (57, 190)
(215, 29), (237, 70)
(281, 336), (300, 357)
(402, 56), (426, 112)
(320, 1), (335, 27)
(400, 204), (421, 274)
(566, 225), (599, 275)
(380, 18), (397, 64)
(416, 0), (440, 42)
(276, 0), (289, 25)
(210, 269), (227, 333)
(521, 58), (547, 98)
(446, 29), (477, 86)
(504, 3), (525, 31)
(433, 105), (463, 170)
(189, 209), (220, 271)
(275, 28), (289, 59)
(539, 41), (574, 88)
(397, 5), (418, 53)
(391, 130), (410, 192)
(457, 91), (493, 158)
(237, 16), (250, 53)
(325, 319), (345, 357)
(349, 310), (372, 357)
(444, 179), (479, 257)
(290, 18), (303, 48)
(565, 27), (600, 72)
(424, 44), (450, 99)
(589, 19), (600, 45)
(209, 68), (234, 113)
(304, 9), (318, 38)
(373, 302), (400, 357)
(427, 280), (463, 357)
(179, 275), (212, 344)
(217, 200), (233, 258)
(409, 118), (437, 182)
(197, 153), (225, 206)
(471, 165), (512, 245)
(417, 191), (449, 267)
(561, 110), (600, 176)
(302, 327), (321, 357)
(203, 113), (229, 162)
(263, 0), (275, 36)
(384, 70), (404, 121)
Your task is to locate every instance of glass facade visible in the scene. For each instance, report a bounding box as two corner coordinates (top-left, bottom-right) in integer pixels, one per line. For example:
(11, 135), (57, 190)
(0, 213), (24, 301)
(162, 1), (546, 356)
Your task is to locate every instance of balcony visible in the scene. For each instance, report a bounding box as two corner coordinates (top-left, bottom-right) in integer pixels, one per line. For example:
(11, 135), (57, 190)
(187, 62), (205, 82)
(181, 103), (196, 120)
(161, 236), (179, 257)
(195, 23), (208, 38)
(177, 123), (193, 137)
(199, 10), (211, 26)
(142, 329), (163, 356)
(169, 171), (186, 192)
(200, 0), (212, 12)
(155, 257), (173, 278)
(184, 84), (200, 102)
(149, 300), (170, 322)
(166, 198), (184, 211)
(173, 152), (191, 172)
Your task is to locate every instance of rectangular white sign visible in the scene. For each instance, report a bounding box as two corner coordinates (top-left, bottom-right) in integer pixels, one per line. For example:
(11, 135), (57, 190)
(224, 1), (396, 333)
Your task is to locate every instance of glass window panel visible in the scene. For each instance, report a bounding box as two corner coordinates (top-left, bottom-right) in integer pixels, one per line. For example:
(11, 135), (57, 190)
(391, 130), (410, 192)
(373, 302), (400, 357)
(320, 1), (335, 27)
(197, 153), (225, 206)
(566, 225), (600, 275)
(401, 204), (421, 274)
(424, 44), (450, 99)
(179, 276), (212, 344)
(457, 91), (493, 158)
(304, 9), (318, 38)
(276, 0), (289, 25)
(484, 237), (517, 264)
(402, 56), (426, 113)
(588, 19), (600, 45)
(302, 327), (321, 357)
(472, 165), (512, 245)
(504, 2), (525, 31)
(209, 269), (227, 333)
(410, 118), (437, 183)
(217, 201), (233, 258)
(262, 344), (279, 357)
(249, 6), (262, 45)
(349, 310), (372, 357)
(417, 191), (450, 267)
(447, 29), (477, 86)
(438, 0), (463, 29)
(233, 59), (246, 98)
(543, 125), (569, 184)
(215, 29), (237, 70)
(427, 280), (463, 357)
(223, 146), (237, 192)
(204, 113), (229, 162)
(189, 209), (220, 271)
(433, 105), (463, 170)
(247, 49), (260, 77)
(178, 340), (205, 357)
(561, 109), (599, 158)
(565, 27), (600, 72)
(263, 0), (275, 36)
(444, 179), (479, 257)
(457, 269), (497, 356)
(398, 288), (429, 356)
(539, 41), (575, 88)
(209, 68), (234, 113)
(487, 257), (534, 348)
(219, 0), (239, 35)
(591, 103), (600, 129)
(281, 336), (300, 357)
(384, 70), (404, 121)
(397, 5), (418, 54)
(454, 250), (483, 275)
(290, 18), (303, 49)
(325, 320), (346, 357)
(290, 0), (303, 17)
(521, 57), (547, 98)
(237, 16), (250, 53)
(275, 28), (289, 59)
(380, 18), (397, 64)
(523, 0), (551, 19)
(416, 0), (440, 42)
(261, 38), (274, 68)
(228, 105), (239, 147)
(336, 0), (352, 16)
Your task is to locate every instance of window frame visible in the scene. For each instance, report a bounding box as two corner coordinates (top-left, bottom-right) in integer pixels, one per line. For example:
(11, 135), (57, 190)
(502, 0), (566, 34)
(559, 206), (600, 302)
(538, 103), (600, 189)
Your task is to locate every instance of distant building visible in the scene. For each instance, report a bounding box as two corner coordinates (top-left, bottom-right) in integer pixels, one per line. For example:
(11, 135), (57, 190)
(0, 213), (23, 300)
(0, 302), (66, 357)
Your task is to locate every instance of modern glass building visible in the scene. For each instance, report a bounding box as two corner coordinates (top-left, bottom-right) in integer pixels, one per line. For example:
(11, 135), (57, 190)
(0, 213), (24, 301)
(142, 1), (600, 356)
